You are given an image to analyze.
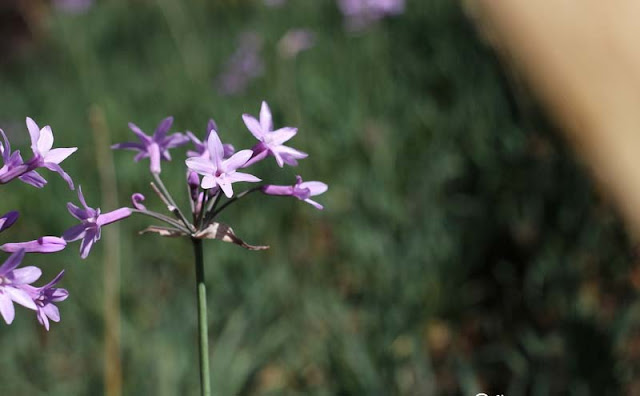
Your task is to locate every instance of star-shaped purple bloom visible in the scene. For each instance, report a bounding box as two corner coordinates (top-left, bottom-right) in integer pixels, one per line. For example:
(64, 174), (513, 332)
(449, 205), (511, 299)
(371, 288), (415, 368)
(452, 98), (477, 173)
(0, 250), (39, 325)
(185, 129), (261, 198)
(0, 128), (47, 188)
(261, 175), (328, 209)
(62, 186), (132, 259)
(26, 117), (78, 189)
(22, 271), (68, 331)
(112, 117), (189, 174)
(242, 101), (308, 167)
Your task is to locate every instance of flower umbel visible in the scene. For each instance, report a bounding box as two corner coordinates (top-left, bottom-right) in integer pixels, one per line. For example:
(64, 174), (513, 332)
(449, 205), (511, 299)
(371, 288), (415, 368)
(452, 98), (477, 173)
(63, 186), (132, 258)
(185, 129), (260, 198)
(112, 117), (189, 174)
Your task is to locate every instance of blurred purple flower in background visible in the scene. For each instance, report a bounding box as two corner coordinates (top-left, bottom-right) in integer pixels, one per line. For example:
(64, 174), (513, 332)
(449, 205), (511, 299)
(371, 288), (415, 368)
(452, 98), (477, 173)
(278, 29), (316, 59)
(216, 32), (264, 96)
(1, 236), (67, 254)
(23, 271), (68, 331)
(63, 187), (132, 259)
(185, 129), (260, 197)
(338, 0), (405, 30)
(262, 175), (328, 209)
(242, 101), (307, 167)
(112, 117), (189, 174)
(0, 250), (38, 325)
(52, 0), (94, 14)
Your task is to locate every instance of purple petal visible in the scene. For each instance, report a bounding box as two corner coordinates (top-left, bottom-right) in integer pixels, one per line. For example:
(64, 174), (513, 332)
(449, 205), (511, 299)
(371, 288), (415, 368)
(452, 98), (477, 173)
(38, 310), (50, 330)
(299, 181), (328, 196)
(44, 147), (77, 165)
(50, 288), (69, 302)
(163, 132), (190, 149)
(111, 141), (145, 151)
(131, 193), (146, 210)
(303, 198), (324, 210)
(26, 117), (41, 150)
(268, 127), (297, 145)
(0, 211), (19, 233)
(41, 270), (65, 290)
(67, 202), (93, 221)
(19, 170), (47, 188)
(36, 126), (54, 154)
(201, 175), (217, 189)
(207, 119), (218, 135)
(96, 208), (132, 227)
(0, 294), (15, 324)
(10, 266), (42, 284)
(148, 142), (162, 174)
(222, 144), (235, 159)
(153, 116), (174, 141)
(128, 122), (152, 144)
(207, 130), (225, 167)
(218, 181), (234, 198)
(225, 172), (261, 183)
(1, 237), (66, 254)
(43, 304), (61, 322)
(6, 286), (37, 309)
(242, 147), (269, 168)
(186, 157), (216, 175)
(62, 223), (88, 242)
(79, 230), (97, 259)
(0, 250), (25, 275)
(261, 185), (294, 196)
(43, 163), (74, 190)
(259, 101), (273, 132)
(222, 149), (254, 172)
(273, 145), (308, 159)
(242, 114), (264, 140)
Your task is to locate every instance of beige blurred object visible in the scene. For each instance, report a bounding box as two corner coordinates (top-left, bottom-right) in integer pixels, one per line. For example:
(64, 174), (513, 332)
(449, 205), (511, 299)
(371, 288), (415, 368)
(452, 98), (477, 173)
(470, 0), (640, 237)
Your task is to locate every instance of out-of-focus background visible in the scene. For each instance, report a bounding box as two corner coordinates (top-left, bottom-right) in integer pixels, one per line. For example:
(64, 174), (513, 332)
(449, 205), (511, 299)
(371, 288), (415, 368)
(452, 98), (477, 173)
(1, 0), (638, 395)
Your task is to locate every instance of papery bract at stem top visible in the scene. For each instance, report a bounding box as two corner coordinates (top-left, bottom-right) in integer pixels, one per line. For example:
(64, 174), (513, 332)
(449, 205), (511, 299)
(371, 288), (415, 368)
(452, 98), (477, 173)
(242, 101), (307, 168)
(112, 117), (189, 174)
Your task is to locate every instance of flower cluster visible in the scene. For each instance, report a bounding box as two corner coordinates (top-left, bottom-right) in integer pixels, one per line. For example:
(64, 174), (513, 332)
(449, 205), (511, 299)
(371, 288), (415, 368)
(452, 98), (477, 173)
(113, 100), (327, 248)
(0, 118), (131, 329)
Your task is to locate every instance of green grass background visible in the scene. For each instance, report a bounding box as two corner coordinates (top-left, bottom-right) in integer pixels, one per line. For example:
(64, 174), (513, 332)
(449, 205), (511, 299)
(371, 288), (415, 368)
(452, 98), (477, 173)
(0, 0), (637, 394)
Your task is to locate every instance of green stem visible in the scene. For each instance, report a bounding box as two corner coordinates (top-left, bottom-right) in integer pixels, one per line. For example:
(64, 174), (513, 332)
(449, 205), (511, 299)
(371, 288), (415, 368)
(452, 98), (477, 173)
(192, 239), (211, 396)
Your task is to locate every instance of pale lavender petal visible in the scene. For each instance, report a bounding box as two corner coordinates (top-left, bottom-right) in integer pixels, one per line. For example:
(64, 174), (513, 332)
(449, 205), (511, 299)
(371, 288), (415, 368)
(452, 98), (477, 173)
(218, 181), (234, 198)
(303, 198), (324, 210)
(222, 149), (254, 172)
(0, 211), (19, 233)
(37, 126), (54, 154)
(0, 294), (15, 324)
(223, 144), (235, 159)
(201, 175), (217, 189)
(10, 266), (42, 284)
(259, 101), (273, 132)
(96, 208), (132, 226)
(43, 163), (74, 190)
(273, 145), (308, 159)
(299, 181), (328, 196)
(207, 130), (225, 167)
(67, 202), (92, 221)
(43, 304), (61, 322)
(242, 114), (264, 140)
(163, 132), (190, 149)
(38, 310), (50, 330)
(207, 119), (218, 135)
(0, 250), (25, 275)
(225, 172), (261, 183)
(153, 116), (174, 140)
(6, 287), (37, 309)
(261, 185), (294, 196)
(268, 127), (297, 145)
(242, 147), (269, 168)
(26, 117), (40, 149)
(62, 223), (88, 242)
(44, 147), (77, 165)
(186, 157), (216, 175)
(50, 288), (69, 302)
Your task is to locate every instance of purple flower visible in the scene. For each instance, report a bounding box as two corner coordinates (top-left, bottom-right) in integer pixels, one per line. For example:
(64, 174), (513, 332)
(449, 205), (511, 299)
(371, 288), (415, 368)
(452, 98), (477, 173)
(62, 187), (132, 259)
(338, 0), (405, 30)
(53, 0), (94, 13)
(262, 175), (328, 209)
(22, 271), (68, 331)
(26, 117), (77, 189)
(0, 250), (39, 325)
(0, 211), (19, 233)
(112, 117), (189, 174)
(1, 237), (67, 254)
(131, 193), (147, 211)
(0, 128), (47, 188)
(242, 101), (307, 167)
(186, 119), (235, 159)
(278, 29), (316, 59)
(185, 129), (260, 198)
(216, 32), (264, 96)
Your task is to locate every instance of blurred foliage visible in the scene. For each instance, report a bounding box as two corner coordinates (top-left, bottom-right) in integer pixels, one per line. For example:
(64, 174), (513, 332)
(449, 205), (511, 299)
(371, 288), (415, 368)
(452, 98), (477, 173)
(0, 0), (637, 395)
